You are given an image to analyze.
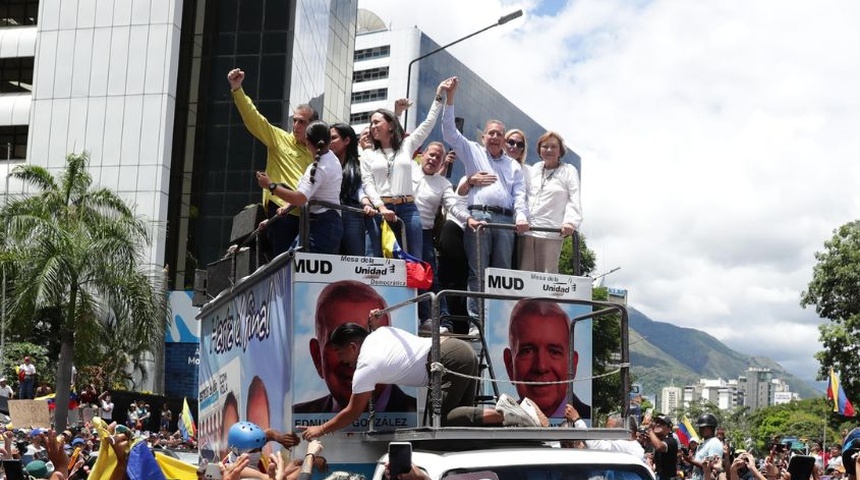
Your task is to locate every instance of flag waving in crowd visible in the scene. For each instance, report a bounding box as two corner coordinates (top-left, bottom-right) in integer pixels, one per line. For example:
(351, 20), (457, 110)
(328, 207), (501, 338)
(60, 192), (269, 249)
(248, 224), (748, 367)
(178, 397), (197, 441)
(827, 368), (856, 417)
(675, 416), (700, 446)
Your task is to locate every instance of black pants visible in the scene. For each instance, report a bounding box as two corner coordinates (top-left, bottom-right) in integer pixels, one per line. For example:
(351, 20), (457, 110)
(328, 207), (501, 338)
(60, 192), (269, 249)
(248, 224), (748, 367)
(435, 220), (468, 316)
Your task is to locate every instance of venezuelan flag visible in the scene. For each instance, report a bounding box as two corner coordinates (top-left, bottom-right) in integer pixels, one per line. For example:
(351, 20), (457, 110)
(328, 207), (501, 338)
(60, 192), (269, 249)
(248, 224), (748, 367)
(381, 219), (433, 289)
(676, 416), (700, 446)
(827, 368), (856, 417)
(178, 397), (197, 441)
(89, 417), (197, 480)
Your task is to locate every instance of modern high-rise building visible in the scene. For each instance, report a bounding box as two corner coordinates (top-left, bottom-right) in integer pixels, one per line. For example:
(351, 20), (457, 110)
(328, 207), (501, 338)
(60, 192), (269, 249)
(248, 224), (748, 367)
(349, 9), (575, 180)
(2, 0), (358, 395)
(661, 385), (682, 414)
(1, 0), (357, 288)
(739, 367), (774, 410)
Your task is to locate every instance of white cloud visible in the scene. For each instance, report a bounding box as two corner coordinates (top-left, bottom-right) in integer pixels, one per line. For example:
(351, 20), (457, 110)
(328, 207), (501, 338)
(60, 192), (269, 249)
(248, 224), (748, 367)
(359, 0), (860, 385)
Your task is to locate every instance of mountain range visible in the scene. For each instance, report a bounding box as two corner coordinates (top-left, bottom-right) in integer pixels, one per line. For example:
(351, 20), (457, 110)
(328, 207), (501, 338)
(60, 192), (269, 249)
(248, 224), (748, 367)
(627, 306), (822, 401)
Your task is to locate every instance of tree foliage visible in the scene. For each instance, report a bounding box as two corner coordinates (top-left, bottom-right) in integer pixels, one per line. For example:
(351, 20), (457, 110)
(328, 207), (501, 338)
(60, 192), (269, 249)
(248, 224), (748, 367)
(801, 220), (860, 398)
(0, 152), (167, 428)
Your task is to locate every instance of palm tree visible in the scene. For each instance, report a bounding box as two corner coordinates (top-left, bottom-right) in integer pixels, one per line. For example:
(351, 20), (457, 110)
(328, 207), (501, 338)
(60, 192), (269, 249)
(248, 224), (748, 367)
(1, 152), (167, 429)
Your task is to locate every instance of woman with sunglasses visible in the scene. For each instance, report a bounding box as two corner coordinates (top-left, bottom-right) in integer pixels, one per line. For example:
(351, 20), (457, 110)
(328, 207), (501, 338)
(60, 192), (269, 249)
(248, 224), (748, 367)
(256, 121), (343, 254)
(520, 131), (582, 273)
(360, 77), (456, 257)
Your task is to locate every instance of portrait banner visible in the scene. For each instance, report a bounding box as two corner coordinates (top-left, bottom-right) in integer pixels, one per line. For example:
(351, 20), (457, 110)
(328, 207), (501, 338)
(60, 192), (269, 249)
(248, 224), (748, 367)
(484, 268), (593, 425)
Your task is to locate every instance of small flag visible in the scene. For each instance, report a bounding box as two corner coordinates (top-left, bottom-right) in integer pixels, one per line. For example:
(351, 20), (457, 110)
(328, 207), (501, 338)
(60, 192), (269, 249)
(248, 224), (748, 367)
(827, 368), (856, 417)
(178, 397), (197, 441)
(381, 220), (433, 289)
(676, 416), (700, 447)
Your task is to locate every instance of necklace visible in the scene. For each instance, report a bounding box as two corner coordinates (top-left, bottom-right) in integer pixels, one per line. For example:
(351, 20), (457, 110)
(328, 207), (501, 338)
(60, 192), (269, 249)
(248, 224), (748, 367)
(385, 149), (396, 179)
(540, 163), (559, 191)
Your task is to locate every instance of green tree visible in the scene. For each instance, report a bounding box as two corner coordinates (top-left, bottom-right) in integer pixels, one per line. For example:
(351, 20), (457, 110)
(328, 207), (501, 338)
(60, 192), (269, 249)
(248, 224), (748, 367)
(801, 220), (860, 398)
(559, 233), (596, 277)
(1, 152), (167, 429)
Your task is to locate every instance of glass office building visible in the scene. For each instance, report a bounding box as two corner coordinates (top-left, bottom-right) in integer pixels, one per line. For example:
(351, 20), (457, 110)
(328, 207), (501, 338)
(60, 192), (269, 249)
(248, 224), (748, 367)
(350, 10), (580, 180)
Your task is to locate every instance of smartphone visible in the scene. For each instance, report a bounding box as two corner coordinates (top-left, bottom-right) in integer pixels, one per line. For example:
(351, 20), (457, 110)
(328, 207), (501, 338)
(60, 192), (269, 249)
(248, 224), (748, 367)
(204, 463), (223, 480)
(787, 455), (816, 480)
(2, 459), (25, 480)
(389, 442), (412, 477)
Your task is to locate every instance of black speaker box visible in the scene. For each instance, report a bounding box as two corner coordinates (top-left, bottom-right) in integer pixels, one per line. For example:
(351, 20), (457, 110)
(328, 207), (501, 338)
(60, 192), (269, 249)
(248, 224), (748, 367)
(230, 204), (266, 244)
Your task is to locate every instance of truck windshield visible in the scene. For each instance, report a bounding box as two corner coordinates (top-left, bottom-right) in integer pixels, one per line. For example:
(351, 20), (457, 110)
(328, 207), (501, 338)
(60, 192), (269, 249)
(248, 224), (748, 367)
(442, 464), (652, 480)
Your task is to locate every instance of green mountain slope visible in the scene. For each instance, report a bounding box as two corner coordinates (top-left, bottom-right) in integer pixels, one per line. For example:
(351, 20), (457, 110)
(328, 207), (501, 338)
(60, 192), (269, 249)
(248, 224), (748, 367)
(627, 307), (821, 400)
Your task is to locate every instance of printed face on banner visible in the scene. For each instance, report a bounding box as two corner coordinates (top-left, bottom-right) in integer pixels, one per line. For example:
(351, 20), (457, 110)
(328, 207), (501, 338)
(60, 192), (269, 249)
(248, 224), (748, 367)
(485, 269), (593, 424)
(292, 253), (419, 432)
(198, 266), (291, 461)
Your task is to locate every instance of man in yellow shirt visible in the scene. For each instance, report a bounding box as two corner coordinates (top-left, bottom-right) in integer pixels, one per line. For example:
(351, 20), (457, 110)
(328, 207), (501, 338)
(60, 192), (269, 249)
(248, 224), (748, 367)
(227, 68), (317, 257)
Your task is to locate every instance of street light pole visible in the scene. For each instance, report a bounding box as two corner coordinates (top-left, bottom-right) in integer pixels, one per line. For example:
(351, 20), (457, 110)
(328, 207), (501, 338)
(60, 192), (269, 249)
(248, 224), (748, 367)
(402, 9), (523, 128)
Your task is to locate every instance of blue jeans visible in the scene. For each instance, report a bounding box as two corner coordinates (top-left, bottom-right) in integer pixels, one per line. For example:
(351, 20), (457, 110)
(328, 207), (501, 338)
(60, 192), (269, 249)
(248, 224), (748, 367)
(266, 203), (299, 258)
(307, 210), (343, 254)
(464, 210), (515, 318)
(340, 208), (367, 256)
(367, 201), (422, 259)
(20, 376), (34, 399)
(418, 229), (451, 328)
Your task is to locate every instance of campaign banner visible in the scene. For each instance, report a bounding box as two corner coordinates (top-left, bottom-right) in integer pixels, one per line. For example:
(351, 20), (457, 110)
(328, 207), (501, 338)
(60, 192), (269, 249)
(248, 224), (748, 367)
(292, 252), (419, 439)
(484, 268), (593, 425)
(197, 264), (290, 462)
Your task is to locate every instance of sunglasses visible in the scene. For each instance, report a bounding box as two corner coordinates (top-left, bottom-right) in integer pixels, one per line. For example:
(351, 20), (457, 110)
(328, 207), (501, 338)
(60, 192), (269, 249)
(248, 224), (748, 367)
(506, 139), (525, 149)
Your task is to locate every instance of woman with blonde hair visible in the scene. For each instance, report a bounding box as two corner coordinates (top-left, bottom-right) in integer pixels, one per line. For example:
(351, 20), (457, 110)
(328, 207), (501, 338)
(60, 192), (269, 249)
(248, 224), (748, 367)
(504, 129), (528, 165)
(520, 131), (582, 273)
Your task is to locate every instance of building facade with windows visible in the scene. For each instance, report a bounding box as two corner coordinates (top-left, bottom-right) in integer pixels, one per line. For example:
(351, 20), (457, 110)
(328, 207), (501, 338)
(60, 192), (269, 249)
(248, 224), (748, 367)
(0, 0), (357, 291)
(1, 0), (357, 395)
(349, 9), (571, 180)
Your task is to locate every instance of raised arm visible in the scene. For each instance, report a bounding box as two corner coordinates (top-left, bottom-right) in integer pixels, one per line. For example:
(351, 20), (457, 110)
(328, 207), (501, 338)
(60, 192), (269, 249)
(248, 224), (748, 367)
(402, 78), (455, 152)
(228, 68), (280, 148)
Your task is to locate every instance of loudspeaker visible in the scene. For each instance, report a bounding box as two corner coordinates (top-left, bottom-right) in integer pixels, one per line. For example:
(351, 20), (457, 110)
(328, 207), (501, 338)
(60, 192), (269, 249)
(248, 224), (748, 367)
(204, 247), (259, 298)
(192, 269), (208, 307)
(230, 204), (266, 244)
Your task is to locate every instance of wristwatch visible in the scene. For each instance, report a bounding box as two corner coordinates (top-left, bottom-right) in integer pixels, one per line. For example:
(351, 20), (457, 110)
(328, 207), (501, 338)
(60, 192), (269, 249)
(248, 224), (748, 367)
(268, 182), (278, 193)
(435, 94), (443, 102)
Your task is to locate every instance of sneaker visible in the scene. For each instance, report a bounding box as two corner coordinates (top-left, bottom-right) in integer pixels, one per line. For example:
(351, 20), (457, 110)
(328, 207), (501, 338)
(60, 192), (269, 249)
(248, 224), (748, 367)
(467, 325), (480, 337)
(495, 393), (540, 427)
(520, 397), (549, 427)
(419, 322), (450, 336)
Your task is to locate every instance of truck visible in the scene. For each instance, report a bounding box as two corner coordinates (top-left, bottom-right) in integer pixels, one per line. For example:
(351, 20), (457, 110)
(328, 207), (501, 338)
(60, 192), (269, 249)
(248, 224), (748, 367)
(196, 234), (636, 478)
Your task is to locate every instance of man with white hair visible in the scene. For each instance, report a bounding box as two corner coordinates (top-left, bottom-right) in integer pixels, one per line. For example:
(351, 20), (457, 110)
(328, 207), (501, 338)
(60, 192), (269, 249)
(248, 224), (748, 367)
(0, 377), (13, 398)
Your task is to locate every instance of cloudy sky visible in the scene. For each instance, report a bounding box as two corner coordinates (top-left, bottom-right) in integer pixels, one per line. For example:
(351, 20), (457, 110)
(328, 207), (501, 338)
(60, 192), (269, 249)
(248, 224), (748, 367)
(360, 0), (860, 387)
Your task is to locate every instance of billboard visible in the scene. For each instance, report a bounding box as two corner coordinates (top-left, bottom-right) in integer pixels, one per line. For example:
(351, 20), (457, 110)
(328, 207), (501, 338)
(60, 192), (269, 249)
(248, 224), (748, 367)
(483, 268), (593, 425)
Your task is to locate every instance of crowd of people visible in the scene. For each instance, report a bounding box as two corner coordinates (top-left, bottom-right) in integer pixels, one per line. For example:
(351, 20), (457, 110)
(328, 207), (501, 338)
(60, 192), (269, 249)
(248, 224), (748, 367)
(228, 70), (583, 335)
(564, 409), (860, 480)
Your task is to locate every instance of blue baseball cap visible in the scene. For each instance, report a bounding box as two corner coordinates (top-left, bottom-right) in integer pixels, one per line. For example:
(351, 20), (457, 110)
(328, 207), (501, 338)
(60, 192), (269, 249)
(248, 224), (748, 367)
(842, 427), (860, 475)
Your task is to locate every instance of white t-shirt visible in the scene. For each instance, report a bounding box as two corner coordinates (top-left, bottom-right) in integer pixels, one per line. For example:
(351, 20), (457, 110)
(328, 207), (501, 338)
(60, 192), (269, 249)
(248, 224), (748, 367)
(351, 327), (433, 394)
(296, 150), (343, 214)
(0, 384), (13, 398)
(412, 165), (470, 229)
(101, 399), (114, 420)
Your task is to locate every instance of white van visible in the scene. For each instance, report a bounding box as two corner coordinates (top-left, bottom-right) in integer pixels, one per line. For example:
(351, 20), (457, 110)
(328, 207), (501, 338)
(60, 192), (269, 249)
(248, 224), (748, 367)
(373, 447), (655, 480)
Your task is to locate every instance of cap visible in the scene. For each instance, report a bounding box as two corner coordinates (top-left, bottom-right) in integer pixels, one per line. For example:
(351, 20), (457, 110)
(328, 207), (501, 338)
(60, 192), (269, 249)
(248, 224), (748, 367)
(71, 437), (86, 446)
(29, 427), (47, 437)
(0, 377), (6, 383)
(24, 460), (49, 478)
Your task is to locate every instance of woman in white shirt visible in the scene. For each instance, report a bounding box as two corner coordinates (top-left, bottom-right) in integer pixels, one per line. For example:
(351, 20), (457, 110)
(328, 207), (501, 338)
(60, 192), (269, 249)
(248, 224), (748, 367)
(258, 121), (343, 254)
(520, 131), (582, 273)
(361, 77), (455, 257)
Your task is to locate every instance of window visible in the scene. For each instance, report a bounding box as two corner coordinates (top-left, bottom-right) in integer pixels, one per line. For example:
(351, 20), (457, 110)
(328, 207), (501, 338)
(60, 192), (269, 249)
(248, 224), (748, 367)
(0, 126), (28, 159)
(349, 111), (372, 124)
(354, 45), (390, 61)
(353, 66), (389, 83)
(351, 88), (387, 104)
(0, 0), (39, 26)
(0, 57), (34, 93)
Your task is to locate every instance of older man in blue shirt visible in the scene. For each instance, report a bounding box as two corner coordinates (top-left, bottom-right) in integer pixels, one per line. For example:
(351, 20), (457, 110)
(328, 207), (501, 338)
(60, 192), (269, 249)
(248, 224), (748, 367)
(441, 77), (529, 326)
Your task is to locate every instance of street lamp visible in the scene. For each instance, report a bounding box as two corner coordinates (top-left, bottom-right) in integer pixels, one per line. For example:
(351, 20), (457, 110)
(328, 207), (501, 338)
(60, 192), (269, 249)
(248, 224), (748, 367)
(402, 9), (523, 127)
